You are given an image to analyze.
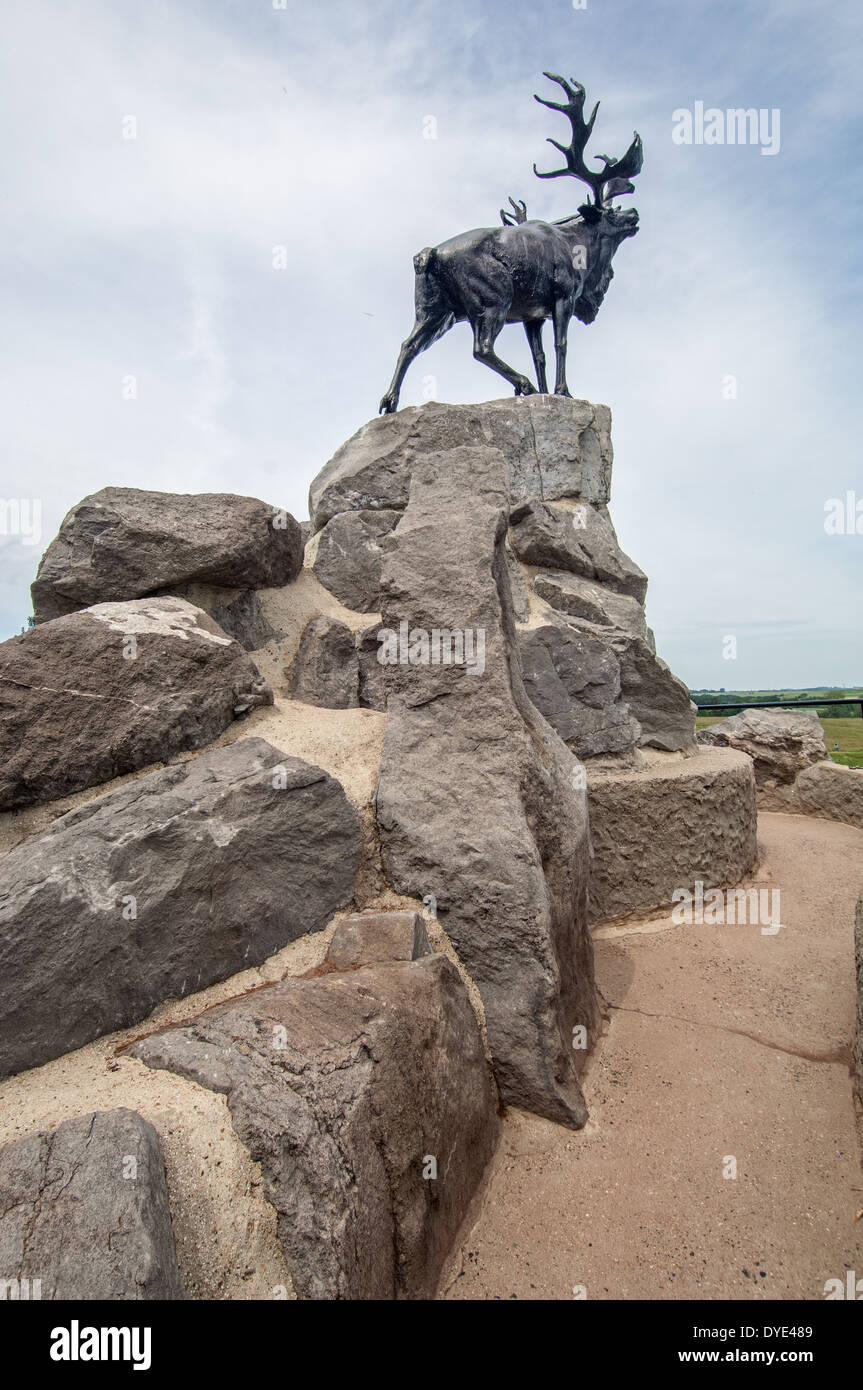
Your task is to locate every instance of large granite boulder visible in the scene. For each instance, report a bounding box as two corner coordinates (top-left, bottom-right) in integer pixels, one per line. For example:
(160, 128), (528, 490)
(309, 396), (613, 529)
(373, 443), (597, 1129)
(0, 738), (361, 1078)
(287, 616), (359, 709)
(698, 707), (827, 786)
(31, 487), (303, 623)
(309, 396), (693, 764)
(132, 953), (499, 1300)
(509, 498), (647, 602)
(309, 509), (400, 612)
(0, 1109), (184, 1300)
(518, 623), (640, 757)
(0, 597), (273, 810)
(794, 760), (863, 829)
(534, 572), (696, 752)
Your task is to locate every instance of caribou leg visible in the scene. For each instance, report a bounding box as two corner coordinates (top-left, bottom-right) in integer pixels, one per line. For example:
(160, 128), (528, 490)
(551, 297), (574, 397)
(379, 311), (453, 415)
(524, 320), (548, 393)
(471, 309), (536, 397)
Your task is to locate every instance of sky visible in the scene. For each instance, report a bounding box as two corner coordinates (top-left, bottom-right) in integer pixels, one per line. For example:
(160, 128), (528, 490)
(0, 0), (861, 689)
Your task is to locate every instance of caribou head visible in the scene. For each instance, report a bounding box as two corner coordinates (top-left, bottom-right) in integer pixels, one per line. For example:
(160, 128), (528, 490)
(530, 73), (642, 324)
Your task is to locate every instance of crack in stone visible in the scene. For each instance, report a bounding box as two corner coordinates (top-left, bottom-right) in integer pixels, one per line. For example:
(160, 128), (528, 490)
(606, 1001), (854, 1068)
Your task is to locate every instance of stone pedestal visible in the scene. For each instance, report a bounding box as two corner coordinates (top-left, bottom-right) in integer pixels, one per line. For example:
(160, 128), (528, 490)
(587, 747), (758, 922)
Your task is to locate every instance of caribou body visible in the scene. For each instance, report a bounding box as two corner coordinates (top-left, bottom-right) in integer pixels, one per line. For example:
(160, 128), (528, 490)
(379, 74), (643, 414)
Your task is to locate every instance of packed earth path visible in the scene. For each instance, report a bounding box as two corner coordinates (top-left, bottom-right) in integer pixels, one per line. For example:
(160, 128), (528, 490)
(442, 811), (863, 1300)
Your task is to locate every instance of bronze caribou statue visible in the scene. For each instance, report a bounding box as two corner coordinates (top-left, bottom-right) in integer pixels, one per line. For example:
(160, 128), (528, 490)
(379, 74), (643, 414)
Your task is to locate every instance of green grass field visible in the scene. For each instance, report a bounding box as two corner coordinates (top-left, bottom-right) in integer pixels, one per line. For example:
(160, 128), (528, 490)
(696, 713), (863, 768)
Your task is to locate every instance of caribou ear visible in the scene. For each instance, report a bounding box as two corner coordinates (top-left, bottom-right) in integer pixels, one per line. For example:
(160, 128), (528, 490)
(578, 202), (602, 224)
(602, 177), (636, 201)
(500, 196), (528, 226)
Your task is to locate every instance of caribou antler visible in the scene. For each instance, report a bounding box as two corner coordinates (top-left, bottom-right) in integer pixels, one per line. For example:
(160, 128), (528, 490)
(500, 196), (528, 226)
(533, 72), (642, 210)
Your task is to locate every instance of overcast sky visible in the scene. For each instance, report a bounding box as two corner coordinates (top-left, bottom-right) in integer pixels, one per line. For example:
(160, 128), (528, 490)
(1, 0), (861, 689)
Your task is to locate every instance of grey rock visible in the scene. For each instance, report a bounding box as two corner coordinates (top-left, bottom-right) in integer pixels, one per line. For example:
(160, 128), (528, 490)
(698, 707), (827, 786)
(534, 569), (649, 637)
(0, 1109), (184, 1300)
(32, 487), (303, 623)
(587, 747), (759, 921)
(510, 498), (647, 601)
(132, 954), (499, 1300)
(534, 572), (696, 751)
(309, 396), (613, 530)
(794, 760), (863, 828)
(374, 443), (597, 1129)
(505, 542), (532, 622)
(167, 585), (279, 652)
(326, 911), (432, 969)
(356, 622), (389, 711)
(518, 624), (640, 757)
(287, 616), (359, 709)
(310, 509), (400, 612)
(0, 597), (273, 810)
(0, 738), (361, 1078)
(612, 635), (697, 752)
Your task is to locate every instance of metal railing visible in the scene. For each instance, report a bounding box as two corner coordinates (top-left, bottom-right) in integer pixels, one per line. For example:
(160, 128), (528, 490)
(696, 698), (863, 719)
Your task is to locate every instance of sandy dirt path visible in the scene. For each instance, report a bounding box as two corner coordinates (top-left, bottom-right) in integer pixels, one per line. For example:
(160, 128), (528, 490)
(442, 811), (863, 1300)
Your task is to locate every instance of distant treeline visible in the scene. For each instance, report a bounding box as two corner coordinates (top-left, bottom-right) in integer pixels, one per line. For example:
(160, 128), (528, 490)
(694, 689), (863, 720)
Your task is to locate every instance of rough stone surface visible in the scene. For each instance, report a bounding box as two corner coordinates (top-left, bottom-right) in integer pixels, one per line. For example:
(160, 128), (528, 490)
(309, 396), (613, 530)
(356, 622), (389, 711)
(0, 738), (361, 1078)
(326, 911), (432, 969)
(0, 1109), (184, 1300)
(613, 636), (697, 753)
(510, 498), (647, 602)
(165, 585), (279, 651)
(518, 623), (640, 757)
(0, 597), (273, 810)
(32, 487), (303, 623)
(698, 707), (827, 786)
(534, 569), (648, 636)
(132, 954), (499, 1300)
(534, 572), (696, 751)
(856, 892), (863, 1105)
(587, 747), (759, 921)
(794, 760), (863, 829)
(374, 443), (597, 1129)
(309, 509), (400, 612)
(287, 616), (359, 709)
(505, 543), (532, 622)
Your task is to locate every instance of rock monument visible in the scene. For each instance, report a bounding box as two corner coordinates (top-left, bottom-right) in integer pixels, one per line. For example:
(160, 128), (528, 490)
(0, 393), (761, 1298)
(0, 71), (769, 1299)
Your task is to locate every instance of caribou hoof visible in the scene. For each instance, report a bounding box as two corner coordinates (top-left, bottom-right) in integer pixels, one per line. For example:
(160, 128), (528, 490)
(554, 386), (573, 398)
(379, 395), (397, 415)
(514, 380), (536, 398)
